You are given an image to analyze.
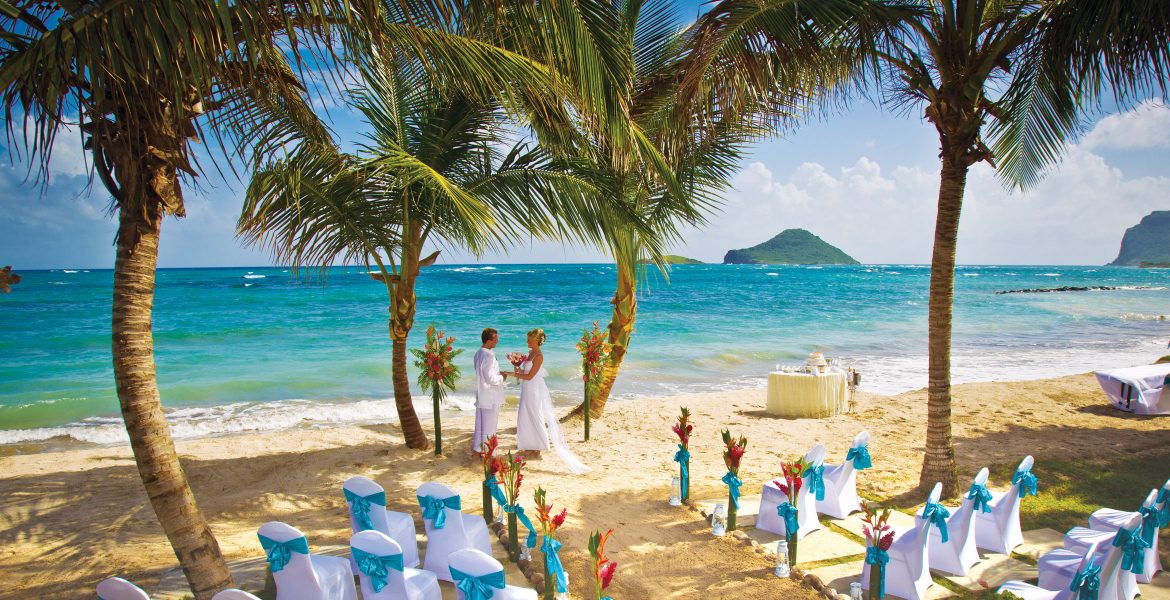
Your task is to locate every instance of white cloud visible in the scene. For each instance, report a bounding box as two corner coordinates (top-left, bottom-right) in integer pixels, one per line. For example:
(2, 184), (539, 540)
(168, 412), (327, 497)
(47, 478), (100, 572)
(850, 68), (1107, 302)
(1083, 98), (1170, 151)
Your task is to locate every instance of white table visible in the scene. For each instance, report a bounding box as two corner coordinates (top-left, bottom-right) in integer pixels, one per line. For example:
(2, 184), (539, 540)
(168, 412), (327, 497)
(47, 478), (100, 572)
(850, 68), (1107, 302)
(1094, 363), (1170, 415)
(766, 370), (849, 418)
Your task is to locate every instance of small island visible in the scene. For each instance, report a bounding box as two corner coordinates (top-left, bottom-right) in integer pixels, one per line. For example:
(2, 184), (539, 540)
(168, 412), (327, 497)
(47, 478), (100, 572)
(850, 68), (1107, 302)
(641, 254), (704, 265)
(723, 228), (859, 265)
(1109, 211), (1170, 266)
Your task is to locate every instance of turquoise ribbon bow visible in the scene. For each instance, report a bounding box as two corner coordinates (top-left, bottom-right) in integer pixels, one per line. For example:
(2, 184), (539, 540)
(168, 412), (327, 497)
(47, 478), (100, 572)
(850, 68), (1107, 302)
(1012, 469), (1038, 498)
(1113, 526), (1151, 575)
(802, 464), (826, 501)
(777, 501), (798, 537)
(967, 483), (993, 514)
(1138, 505), (1160, 545)
(417, 494), (460, 530)
(846, 445), (873, 470)
(722, 471), (742, 510)
(504, 503), (538, 548)
(542, 536), (568, 593)
(1069, 563), (1101, 600)
(258, 534), (309, 573)
(674, 445), (691, 497)
(485, 477), (507, 506)
(922, 502), (951, 543)
(865, 545), (889, 599)
(1156, 488), (1169, 527)
(345, 489), (386, 531)
(450, 567), (506, 600)
(351, 547), (404, 593)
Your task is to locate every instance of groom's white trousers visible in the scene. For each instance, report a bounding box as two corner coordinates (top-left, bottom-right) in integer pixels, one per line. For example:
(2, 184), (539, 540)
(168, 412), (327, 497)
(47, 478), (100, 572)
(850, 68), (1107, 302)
(472, 406), (500, 453)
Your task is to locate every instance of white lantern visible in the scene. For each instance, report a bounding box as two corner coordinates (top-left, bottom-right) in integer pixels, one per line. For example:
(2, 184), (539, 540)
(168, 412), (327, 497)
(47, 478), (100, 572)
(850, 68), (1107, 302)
(711, 503), (727, 536)
(774, 539), (790, 578)
(669, 475), (682, 506)
(850, 582), (863, 600)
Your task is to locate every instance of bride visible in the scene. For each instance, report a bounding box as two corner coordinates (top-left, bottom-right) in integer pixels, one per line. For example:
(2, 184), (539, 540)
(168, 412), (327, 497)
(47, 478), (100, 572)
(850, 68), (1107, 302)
(510, 328), (590, 474)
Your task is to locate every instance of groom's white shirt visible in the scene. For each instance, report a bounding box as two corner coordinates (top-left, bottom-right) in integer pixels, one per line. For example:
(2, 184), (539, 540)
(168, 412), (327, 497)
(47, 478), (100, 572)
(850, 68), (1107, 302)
(474, 347), (505, 409)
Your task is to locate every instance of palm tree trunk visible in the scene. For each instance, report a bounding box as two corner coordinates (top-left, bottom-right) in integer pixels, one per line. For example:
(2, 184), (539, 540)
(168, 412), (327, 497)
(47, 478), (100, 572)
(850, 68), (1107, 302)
(113, 200), (233, 599)
(919, 153), (965, 499)
(391, 227), (429, 450)
(567, 257), (637, 420)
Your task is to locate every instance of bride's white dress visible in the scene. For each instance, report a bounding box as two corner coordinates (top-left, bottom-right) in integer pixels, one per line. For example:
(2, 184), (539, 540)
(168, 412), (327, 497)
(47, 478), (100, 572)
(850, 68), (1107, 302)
(515, 359), (590, 474)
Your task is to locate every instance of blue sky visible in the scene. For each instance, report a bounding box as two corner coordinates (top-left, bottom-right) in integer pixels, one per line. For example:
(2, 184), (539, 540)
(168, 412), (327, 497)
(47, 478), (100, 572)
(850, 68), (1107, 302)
(2, 2), (1168, 269)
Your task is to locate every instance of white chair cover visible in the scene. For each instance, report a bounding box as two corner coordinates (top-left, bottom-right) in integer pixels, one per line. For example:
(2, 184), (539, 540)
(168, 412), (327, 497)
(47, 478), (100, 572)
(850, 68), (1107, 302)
(211, 590), (263, 600)
(1093, 363), (1170, 415)
(96, 577), (149, 600)
(998, 541), (1099, 600)
(1038, 514), (1143, 600)
(1088, 477), (1170, 533)
(351, 529), (441, 600)
(817, 431), (871, 519)
(862, 483), (942, 600)
(256, 521), (357, 600)
(344, 476), (420, 568)
(417, 482), (492, 583)
(919, 468), (985, 576)
(1066, 489), (1162, 584)
(975, 455), (1034, 554)
(447, 548), (537, 600)
(756, 444), (826, 539)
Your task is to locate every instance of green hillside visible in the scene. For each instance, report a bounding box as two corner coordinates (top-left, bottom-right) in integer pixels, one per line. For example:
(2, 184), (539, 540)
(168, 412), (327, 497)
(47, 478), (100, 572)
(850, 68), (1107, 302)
(1110, 211), (1170, 266)
(722, 229), (858, 265)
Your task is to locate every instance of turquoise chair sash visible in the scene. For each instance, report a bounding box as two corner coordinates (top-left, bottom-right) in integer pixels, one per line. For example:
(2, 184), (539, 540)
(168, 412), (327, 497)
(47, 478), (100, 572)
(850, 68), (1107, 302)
(345, 489), (386, 531)
(922, 502), (951, 543)
(1069, 563), (1101, 600)
(351, 546), (404, 593)
(503, 503), (538, 548)
(967, 482), (993, 514)
(1113, 526), (1151, 575)
(418, 494), (460, 530)
(802, 464), (826, 501)
(1138, 505), (1160, 545)
(542, 536), (568, 593)
(722, 471), (742, 510)
(846, 445), (872, 470)
(865, 545), (889, 599)
(777, 501), (798, 537)
(674, 445), (691, 497)
(1156, 487), (1169, 527)
(258, 534), (309, 573)
(1012, 469), (1038, 498)
(450, 566), (506, 600)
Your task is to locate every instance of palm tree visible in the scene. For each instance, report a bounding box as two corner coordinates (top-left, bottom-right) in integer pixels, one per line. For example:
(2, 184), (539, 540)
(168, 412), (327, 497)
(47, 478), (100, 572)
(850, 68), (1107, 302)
(239, 48), (603, 450)
(693, 0), (1170, 497)
(0, 1), (378, 596)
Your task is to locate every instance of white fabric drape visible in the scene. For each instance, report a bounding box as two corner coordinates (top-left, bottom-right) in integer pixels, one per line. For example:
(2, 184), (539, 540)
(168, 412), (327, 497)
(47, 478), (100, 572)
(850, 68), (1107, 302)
(517, 360), (590, 475)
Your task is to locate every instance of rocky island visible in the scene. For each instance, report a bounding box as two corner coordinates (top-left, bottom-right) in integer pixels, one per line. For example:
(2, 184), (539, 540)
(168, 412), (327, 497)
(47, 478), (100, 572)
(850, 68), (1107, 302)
(723, 228), (859, 265)
(1109, 211), (1170, 266)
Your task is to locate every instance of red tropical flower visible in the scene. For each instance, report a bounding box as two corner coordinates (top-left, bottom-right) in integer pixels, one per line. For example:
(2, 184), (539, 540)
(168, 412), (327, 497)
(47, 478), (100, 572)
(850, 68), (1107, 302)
(600, 561), (617, 589)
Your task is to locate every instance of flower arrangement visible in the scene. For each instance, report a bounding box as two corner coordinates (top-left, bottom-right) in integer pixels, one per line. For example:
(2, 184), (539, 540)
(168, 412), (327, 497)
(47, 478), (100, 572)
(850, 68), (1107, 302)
(506, 351), (527, 369)
(480, 435), (504, 522)
(672, 407), (693, 503)
(721, 430), (747, 531)
(534, 487), (569, 600)
(577, 321), (612, 441)
(860, 501), (895, 599)
(410, 324), (462, 455)
(589, 528), (617, 600)
(773, 456), (806, 566)
(498, 451), (537, 562)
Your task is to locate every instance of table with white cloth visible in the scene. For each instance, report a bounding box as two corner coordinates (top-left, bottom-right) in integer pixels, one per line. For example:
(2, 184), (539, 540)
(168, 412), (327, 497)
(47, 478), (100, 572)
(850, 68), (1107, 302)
(766, 370), (849, 418)
(1094, 363), (1170, 416)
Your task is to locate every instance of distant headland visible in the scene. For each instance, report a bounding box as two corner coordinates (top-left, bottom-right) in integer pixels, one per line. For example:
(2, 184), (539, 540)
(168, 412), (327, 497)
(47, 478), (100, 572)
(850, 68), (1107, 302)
(722, 228), (859, 265)
(1109, 210), (1170, 266)
(641, 254), (704, 265)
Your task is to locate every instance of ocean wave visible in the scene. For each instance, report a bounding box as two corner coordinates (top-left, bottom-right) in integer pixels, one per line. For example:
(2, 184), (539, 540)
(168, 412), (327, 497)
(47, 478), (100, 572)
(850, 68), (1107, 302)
(1040, 273), (1061, 277)
(243, 273), (266, 280)
(63, 270), (78, 274)
(450, 266), (497, 273)
(962, 273), (979, 277)
(766, 273), (779, 277)
(1120, 313), (1168, 321)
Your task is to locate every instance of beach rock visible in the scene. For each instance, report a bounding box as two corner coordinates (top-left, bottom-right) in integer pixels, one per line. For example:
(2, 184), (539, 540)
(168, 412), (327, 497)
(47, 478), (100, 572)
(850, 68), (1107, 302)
(1110, 211), (1170, 266)
(994, 286), (1137, 294)
(723, 229), (859, 265)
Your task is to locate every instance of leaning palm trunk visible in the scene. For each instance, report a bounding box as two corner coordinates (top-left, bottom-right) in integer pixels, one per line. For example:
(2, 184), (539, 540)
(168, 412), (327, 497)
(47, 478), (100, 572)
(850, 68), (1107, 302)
(919, 153), (966, 499)
(112, 173), (233, 598)
(390, 240), (428, 450)
(568, 257), (637, 420)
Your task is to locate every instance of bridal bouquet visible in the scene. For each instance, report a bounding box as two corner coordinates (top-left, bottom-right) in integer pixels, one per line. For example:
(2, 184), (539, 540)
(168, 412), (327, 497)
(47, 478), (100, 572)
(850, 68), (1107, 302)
(534, 487), (569, 600)
(577, 321), (612, 441)
(411, 324), (461, 455)
(672, 407), (693, 502)
(721, 430), (747, 532)
(506, 351), (527, 370)
(589, 528), (617, 600)
(860, 501), (895, 599)
(774, 456), (806, 566)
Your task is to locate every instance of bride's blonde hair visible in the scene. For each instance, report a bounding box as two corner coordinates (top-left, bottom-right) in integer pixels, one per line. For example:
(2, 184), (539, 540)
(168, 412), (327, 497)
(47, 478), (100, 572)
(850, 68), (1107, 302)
(527, 328), (546, 346)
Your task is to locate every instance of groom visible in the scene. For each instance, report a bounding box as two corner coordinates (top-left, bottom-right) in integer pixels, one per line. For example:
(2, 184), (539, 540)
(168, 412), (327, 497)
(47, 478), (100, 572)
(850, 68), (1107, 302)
(472, 328), (508, 455)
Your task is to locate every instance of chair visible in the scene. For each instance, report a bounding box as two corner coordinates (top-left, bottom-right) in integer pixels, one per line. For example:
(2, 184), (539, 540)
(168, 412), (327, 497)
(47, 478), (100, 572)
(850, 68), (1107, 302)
(1087, 476), (1169, 533)
(256, 521), (357, 600)
(448, 548), (537, 600)
(975, 455), (1036, 554)
(918, 468), (985, 576)
(817, 431), (871, 519)
(96, 577), (149, 600)
(862, 483), (944, 600)
(1065, 489), (1162, 583)
(351, 529), (441, 600)
(416, 482), (492, 582)
(997, 541), (1100, 600)
(344, 476), (420, 568)
(757, 444), (827, 539)
(212, 590), (263, 600)
(1038, 513), (1144, 600)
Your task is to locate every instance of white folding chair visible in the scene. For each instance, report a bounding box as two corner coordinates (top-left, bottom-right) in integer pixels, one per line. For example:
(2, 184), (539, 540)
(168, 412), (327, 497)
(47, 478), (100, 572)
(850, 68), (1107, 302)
(817, 431), (871, 519)
(998, 541), (1100, 600)
(351, 529), (441, 600)
(416, 482), (492, 582)
(1088, 477), (1169, 534)
(256, 521), (356, 600)
(975, 455), (1036, 554)
(1065, 489), (1162, 583)
(1039, 514), (1143, 600)
(212, 590), (263, 600)
(919, 468), (985, 576)
(447, 548), (536, 600)
(862, 483), (943, 600)
(96, 577), (149, 600)
(344, 476), (420, 568)
(757, 444), (827, 539)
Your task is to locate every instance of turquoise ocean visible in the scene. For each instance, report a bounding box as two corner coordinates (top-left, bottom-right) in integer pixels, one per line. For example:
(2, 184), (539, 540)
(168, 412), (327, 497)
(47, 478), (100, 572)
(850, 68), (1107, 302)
(1, 264), (1168, 446)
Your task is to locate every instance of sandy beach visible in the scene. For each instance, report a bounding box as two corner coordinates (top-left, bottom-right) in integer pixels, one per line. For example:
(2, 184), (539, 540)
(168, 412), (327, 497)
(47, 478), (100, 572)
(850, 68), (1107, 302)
(2, 372), (1169, 599)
